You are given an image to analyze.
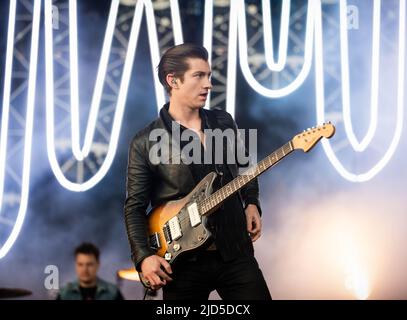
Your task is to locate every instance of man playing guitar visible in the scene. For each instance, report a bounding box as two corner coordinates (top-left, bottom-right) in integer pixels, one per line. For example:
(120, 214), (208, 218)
(124, 43), (272, 300)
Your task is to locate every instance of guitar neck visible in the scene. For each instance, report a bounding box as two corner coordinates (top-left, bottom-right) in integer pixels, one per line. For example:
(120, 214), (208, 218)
(199, 141), (294, 215)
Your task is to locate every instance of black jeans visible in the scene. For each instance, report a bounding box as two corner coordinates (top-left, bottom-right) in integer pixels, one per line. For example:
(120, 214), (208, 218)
(162, 250), (272, 300)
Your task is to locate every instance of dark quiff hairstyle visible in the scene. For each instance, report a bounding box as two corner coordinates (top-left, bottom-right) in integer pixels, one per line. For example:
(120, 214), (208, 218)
(74, 242), (100, 262)
(158, 43), (209, 94)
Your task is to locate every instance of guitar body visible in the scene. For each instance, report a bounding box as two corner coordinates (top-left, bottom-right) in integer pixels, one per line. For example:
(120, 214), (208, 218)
(147, 171), (218, 264)
(139, 172), (218, 288)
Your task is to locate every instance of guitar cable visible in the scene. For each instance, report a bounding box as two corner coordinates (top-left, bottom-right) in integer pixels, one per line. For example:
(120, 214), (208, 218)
(143, 288), (149, 300)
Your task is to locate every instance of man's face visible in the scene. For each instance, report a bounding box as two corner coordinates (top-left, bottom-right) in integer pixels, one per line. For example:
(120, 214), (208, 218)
(75, 253), (99, 285)
(172, 58), (212, 108)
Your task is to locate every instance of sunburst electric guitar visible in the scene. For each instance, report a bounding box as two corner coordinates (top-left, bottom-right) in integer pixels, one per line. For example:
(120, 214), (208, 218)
(139, 123), (335, 288)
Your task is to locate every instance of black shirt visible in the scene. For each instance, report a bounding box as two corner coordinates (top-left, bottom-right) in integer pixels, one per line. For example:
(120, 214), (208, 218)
(78, 286), (124, 300)
(79, 286), (97, 300)
(160, 105), (217, 182)
(159, 104), (252, 259)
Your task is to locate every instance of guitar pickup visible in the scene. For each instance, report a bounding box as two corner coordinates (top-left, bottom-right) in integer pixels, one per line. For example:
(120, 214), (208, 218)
(149, 232), (161, 250)
(187, 202), (201, 227)
(168, 216), (182, 240)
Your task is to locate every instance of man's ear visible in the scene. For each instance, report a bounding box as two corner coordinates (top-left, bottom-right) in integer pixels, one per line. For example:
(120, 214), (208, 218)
(166, 73), (178, 89)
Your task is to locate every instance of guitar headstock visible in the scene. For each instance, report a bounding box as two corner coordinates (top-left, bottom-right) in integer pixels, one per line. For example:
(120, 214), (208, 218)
(292, 122), (335, 153)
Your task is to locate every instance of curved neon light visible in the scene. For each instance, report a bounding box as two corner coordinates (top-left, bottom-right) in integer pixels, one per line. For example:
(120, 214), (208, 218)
(0, 0), (41, 259)
(0, 0), (16, 213)
(78, 0), (120, 159)
(235, 0), (316, 98)
(262, 0), (291, 72)
(45, 0), (170, 192)
(340, 0), (381, 152)
(315, 0), (405, 182)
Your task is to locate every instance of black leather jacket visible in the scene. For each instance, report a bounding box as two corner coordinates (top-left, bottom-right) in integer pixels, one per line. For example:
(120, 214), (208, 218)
(124, 105), (262, 271)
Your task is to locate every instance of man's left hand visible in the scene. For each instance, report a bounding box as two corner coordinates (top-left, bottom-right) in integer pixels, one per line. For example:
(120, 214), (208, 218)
(245, 204), (262, 242)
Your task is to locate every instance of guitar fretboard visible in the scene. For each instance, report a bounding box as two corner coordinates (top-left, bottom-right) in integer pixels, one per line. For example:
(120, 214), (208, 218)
(199, 141), (294, 215)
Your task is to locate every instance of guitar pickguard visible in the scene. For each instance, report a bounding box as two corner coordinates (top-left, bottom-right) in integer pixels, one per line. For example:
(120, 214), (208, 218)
(163, 172), (217, 264)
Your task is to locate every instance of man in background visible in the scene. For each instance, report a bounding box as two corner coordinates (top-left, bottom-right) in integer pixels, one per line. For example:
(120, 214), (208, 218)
(57, 242), (124, 300)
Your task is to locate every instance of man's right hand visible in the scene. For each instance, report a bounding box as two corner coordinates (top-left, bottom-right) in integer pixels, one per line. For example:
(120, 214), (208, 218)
(140, 255), (173, 290)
